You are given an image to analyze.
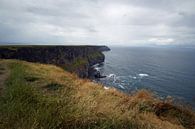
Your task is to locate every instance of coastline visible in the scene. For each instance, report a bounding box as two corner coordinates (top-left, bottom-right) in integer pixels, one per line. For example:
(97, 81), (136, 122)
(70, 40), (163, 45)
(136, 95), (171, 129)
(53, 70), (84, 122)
(0, 45), (110, 78)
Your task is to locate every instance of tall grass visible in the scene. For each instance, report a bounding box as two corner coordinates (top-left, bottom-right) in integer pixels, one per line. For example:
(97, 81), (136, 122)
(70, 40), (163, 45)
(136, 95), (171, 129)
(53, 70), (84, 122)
(0, 60), (194, 129)
(0, 62), (66, 129)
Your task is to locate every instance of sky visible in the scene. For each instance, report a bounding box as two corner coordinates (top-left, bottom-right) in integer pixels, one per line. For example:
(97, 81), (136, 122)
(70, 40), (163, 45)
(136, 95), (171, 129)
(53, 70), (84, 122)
(0, 0), (195, 46)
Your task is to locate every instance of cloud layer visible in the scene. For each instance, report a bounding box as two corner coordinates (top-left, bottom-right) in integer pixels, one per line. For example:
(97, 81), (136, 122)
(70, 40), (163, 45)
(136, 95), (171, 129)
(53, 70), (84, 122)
(0, 0), (195, 46)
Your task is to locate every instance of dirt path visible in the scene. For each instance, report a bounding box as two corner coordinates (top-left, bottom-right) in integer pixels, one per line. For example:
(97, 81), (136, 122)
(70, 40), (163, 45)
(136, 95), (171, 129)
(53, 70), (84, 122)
(0, 61), (10, 95)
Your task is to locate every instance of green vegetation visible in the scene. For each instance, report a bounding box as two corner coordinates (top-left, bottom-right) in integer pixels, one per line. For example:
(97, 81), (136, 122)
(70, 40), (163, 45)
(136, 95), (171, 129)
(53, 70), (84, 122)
(0, 59), (194, 129)
(0, 46), (19, 51)
(88, 51), (103, 59)
(72, 57), (88, 68)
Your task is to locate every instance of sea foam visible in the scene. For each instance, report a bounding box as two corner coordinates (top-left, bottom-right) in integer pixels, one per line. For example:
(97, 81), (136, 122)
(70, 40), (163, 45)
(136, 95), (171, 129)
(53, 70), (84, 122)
(118, 84), (125, 89)
(107, 74), (117, 82)
(107, 74), (116, 78)
(104, 86), (110, 90)
(138, 73), (149, 77)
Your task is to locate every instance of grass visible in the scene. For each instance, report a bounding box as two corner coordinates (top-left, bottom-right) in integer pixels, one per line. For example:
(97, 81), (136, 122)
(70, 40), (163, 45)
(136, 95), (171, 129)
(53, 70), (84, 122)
(0, 59), (194, 129)
(72, 57), (88, 68)
(0, 65), (5, 74)
(88, 51), (103, 59)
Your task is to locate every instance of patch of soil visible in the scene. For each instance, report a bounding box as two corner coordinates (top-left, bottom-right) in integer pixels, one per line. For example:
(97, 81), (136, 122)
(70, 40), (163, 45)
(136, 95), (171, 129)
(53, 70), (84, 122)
(0, 64), (10, 95)
(24, 76), (39, 82)
(43, 82), (63, 91)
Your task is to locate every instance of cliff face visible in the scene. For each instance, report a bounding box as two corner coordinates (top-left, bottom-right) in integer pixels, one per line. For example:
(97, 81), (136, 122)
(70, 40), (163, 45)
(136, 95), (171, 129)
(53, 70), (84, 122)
(0, 45), (110, 78)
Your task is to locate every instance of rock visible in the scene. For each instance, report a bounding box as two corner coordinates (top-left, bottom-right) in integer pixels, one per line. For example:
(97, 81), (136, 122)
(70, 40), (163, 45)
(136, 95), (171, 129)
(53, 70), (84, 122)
(97, 45), (111, 51)
(94, 71), (106, 78)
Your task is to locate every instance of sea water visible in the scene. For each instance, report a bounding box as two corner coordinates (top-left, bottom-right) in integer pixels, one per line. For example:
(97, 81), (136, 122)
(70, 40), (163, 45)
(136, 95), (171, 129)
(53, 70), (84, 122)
(95, 46), (195, 107)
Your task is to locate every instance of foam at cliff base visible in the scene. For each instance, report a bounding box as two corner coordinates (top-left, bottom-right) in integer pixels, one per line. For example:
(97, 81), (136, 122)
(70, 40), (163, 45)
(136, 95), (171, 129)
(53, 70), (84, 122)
(138, 73), (149, 77)
(107, 74), (116, 78)
(118, 84), (125, 89)
(107, 74), (117, 82)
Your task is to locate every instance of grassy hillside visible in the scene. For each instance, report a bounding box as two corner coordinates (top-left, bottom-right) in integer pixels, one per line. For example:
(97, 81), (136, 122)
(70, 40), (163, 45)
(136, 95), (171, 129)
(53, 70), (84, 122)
(0, 59), (194, 129)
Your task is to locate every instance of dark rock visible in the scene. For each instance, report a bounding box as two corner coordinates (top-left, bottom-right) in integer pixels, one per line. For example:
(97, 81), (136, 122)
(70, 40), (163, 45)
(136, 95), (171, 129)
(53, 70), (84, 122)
(97, 45), (111, 51)
(94, 71), (106, 78)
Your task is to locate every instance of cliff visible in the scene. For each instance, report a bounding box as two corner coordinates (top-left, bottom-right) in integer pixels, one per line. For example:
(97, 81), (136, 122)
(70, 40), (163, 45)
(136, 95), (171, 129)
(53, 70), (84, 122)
(0, 45), (110, 78)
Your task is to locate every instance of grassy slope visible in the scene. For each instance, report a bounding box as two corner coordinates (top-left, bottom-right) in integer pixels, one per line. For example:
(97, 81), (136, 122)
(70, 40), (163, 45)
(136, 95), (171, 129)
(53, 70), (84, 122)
(0, 59), (194, 129)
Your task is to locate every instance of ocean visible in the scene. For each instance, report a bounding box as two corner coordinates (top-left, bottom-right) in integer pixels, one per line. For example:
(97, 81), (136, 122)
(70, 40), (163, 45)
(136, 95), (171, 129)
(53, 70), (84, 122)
(95, 46), (195, 107)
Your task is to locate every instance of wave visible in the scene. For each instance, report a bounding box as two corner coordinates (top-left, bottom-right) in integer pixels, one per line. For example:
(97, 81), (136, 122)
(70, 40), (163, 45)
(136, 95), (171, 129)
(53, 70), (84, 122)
(138, 73), (149, 77)
(118, 84), (125, 89)
(107, 74), (117, 82)
(92, 63), (102, 71)
(94, 67), (101, 71)
(107, 74), (116, 78)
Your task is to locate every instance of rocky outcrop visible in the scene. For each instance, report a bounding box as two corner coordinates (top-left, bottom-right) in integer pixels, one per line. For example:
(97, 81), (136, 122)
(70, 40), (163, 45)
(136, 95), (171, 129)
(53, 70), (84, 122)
(0, 45), (110, 78)
(97, 45), (111, 51)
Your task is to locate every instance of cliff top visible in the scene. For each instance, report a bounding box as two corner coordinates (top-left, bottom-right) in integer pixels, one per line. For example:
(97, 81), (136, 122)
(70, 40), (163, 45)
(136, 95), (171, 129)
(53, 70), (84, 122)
(0, 45), (110, 50)
(0, 59), (194, 129)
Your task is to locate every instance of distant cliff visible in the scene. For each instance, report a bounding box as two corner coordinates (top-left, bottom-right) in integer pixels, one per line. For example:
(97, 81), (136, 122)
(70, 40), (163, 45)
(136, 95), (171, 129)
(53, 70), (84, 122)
(0, 45), (110, 78)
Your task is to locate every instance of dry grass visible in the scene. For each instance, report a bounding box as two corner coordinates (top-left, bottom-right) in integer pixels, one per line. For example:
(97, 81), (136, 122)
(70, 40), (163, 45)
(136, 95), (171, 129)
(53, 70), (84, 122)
(0, 59), (194, 129)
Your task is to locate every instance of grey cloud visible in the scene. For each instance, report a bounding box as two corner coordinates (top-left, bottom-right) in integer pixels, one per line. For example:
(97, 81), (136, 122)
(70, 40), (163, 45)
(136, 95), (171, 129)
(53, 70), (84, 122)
(0, 0), (195, 46)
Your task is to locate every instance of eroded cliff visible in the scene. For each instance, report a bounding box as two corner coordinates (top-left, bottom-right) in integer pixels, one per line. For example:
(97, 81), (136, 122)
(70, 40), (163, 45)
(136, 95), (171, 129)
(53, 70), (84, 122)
(0, 45), (110, 78)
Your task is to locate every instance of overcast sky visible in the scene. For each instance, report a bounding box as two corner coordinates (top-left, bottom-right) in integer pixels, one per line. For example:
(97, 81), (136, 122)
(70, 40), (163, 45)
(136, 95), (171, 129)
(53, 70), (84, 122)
(0, 0), (195, 46)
